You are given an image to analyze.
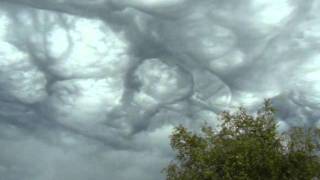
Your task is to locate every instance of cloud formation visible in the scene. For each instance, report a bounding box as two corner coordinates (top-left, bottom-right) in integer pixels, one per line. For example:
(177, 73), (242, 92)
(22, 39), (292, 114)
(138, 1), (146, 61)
(0, 0), (320, 179)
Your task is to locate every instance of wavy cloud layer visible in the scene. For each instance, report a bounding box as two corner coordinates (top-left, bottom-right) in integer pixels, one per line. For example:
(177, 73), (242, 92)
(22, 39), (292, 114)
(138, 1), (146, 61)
(0, 0), (319, 179)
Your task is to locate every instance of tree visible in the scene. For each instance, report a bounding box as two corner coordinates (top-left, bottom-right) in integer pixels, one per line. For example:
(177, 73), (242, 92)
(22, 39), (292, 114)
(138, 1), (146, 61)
(163, 100), (320, 180)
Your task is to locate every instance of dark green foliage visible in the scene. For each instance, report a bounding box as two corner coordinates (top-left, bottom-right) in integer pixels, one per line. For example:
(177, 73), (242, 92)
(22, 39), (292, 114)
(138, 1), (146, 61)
(164, 100), (320, 180)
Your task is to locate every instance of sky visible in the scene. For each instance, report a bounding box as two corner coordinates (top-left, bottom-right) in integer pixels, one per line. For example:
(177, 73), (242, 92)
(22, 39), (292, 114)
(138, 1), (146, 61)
(0, 0), (320, 179)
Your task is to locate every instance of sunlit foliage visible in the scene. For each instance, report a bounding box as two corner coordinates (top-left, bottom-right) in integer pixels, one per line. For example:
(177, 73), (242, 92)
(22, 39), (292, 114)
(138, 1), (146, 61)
(164, 100), (320, 180)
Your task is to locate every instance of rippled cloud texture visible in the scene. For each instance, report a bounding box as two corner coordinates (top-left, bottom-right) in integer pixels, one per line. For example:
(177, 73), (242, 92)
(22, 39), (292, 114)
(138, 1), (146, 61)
(0, 0), (320, 179)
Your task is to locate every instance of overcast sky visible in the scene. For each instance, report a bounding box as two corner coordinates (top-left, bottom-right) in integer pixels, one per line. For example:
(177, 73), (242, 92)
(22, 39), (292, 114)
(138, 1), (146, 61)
(0, 0), (320, 179)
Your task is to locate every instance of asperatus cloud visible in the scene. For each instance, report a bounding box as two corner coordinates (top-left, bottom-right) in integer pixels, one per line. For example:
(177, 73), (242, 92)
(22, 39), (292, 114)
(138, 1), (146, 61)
(0, 0), (319, 179)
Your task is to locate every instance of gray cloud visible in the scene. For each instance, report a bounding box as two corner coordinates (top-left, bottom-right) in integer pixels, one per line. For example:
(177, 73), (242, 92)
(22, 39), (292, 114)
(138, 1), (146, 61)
(0, 0), (320, 179)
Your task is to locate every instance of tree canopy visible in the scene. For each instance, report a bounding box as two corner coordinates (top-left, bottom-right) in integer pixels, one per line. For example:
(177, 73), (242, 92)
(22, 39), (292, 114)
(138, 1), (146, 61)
(164, 100), (320, 180)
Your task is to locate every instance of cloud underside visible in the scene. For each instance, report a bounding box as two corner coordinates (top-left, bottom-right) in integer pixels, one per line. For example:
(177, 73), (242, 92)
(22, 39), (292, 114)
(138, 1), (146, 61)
(0, 0), (320, 179)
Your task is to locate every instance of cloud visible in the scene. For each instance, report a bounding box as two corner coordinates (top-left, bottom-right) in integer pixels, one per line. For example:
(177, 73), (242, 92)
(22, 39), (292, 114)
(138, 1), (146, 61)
(0, 0), (320, 179)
